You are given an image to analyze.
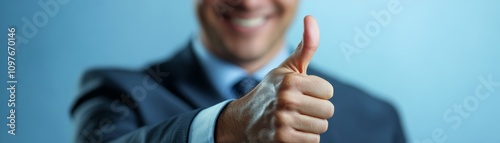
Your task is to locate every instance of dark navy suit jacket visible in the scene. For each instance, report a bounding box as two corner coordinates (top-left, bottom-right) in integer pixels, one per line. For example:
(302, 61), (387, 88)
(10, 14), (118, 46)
(70, 42), (406, 143)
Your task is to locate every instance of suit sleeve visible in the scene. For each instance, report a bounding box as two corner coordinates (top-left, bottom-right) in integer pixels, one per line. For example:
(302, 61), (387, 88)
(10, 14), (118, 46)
(392, 107), (406, 143)
(72, 95), (202, 143)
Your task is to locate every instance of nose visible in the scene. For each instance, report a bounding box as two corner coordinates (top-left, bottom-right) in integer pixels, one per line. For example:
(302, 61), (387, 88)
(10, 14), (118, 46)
(233, 0), (264, 11)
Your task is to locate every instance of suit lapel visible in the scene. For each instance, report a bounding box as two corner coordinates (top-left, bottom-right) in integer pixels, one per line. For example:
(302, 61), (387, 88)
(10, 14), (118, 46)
(148, 42), (226, 109)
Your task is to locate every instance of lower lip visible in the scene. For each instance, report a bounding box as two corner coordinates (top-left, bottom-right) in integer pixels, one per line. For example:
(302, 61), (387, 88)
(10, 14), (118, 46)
(223, 17), (270, 35)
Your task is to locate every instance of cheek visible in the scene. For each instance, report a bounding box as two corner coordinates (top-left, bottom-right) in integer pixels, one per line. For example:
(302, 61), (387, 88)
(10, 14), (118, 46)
(276, 0), (299, 11)
(197, 1), (225, 37)
(198, 1), (220, 23)
(274, 0), (299, 25)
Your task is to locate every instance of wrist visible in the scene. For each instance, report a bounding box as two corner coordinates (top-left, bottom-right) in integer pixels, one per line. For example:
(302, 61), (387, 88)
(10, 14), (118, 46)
(215, 100), (246, 143)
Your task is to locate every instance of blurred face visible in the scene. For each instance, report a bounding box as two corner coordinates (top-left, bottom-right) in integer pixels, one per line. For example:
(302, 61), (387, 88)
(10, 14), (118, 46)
(196, 0), (299, 64)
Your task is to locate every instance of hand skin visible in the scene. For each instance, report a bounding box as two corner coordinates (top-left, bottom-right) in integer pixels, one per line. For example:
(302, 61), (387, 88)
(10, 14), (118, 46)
(216, 16), (335, 143)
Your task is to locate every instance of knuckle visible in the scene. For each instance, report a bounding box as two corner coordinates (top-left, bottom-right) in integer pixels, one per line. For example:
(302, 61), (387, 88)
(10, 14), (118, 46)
(280, 74), (300, 90)
(326, 102), (335, 118)
(328, 84), (334, 98)
(311, 75), (334, 99)
(319, 77), (334, 99)
(319, 119), (329, 133)
(277, 94), (298, 111)
(273, 112), (289, 128)
(312, 135), (321, 143)
(274, 128), (291, 142)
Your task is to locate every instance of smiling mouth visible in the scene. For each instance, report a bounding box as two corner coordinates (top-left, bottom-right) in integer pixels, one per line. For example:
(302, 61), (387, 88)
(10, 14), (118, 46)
(231, 16), (266, 28)
(221, 13), (272, 35)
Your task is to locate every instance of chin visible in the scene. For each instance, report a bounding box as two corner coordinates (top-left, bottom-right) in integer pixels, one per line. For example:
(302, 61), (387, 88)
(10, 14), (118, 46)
(226, 45), (266, 62)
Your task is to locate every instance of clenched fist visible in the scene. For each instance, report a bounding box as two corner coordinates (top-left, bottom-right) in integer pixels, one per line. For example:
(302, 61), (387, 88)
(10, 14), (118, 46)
(216, 16), (334, 143)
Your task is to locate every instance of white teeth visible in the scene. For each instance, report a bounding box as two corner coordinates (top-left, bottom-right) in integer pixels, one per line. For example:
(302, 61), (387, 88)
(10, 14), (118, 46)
(231, 17), (265, 28)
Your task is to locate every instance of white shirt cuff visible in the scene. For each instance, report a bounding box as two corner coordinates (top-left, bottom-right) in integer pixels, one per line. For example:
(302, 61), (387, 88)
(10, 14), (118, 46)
(188, 100), (234, 143)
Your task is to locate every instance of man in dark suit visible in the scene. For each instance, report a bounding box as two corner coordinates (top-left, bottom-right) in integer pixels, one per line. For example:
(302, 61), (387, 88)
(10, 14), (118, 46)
(71, 1), (405, 143)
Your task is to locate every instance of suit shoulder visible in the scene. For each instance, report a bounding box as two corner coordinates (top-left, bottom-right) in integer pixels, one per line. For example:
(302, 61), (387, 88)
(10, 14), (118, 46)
(79, 68), (150, 96)
(70, 68), (148, 115)
(81, 68), (146, 83)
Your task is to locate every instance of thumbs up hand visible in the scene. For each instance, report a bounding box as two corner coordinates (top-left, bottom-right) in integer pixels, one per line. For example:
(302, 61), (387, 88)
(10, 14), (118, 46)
(216, 16), (334, 143)
(280, 15), (321, 74)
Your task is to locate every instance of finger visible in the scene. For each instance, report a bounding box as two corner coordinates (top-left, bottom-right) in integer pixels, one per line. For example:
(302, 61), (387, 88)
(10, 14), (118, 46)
(276, 128), (321, 143)
(299, 75), (334, 100)
(279, 74), (333, 100)
(279, 15), (320, 74)
(296, 94), (334, 119)
(277, 90), (334, 119)
(291, 112), (329, 134)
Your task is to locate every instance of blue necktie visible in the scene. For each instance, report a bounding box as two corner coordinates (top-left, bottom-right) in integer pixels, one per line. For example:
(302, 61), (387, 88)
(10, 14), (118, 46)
(233, 77), (259, 98)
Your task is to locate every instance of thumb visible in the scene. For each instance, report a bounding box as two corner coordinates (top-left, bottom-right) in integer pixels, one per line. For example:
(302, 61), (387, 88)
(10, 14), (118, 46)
(280, 15), (320, 74)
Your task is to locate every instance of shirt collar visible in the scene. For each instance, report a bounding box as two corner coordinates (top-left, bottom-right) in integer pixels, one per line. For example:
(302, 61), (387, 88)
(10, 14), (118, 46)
(192, 34), (289, 99)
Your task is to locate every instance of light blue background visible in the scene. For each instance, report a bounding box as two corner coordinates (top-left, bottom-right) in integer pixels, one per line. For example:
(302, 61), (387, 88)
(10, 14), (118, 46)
(1, 0), (499, 143)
